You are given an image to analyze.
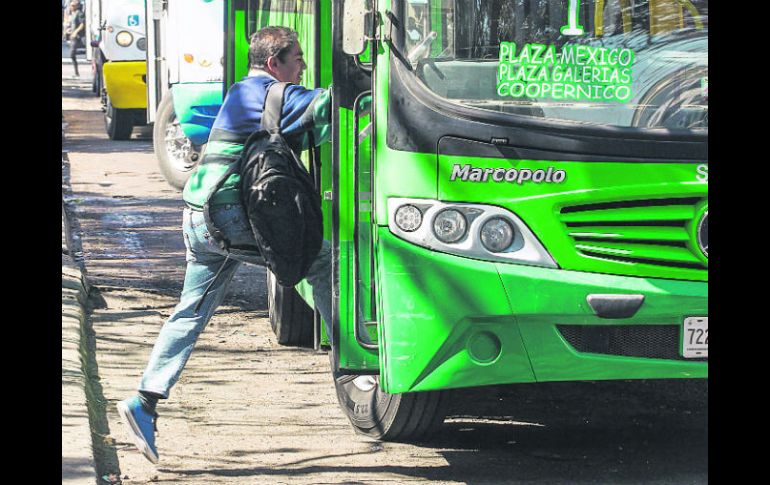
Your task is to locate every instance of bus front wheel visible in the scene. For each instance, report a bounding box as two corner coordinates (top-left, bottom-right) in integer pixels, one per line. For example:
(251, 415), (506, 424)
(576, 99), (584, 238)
(154, 93), (202, 190)
(267, 270), (314, 347)
(105, 97), (133, 140)
(333, 369), (449, 441)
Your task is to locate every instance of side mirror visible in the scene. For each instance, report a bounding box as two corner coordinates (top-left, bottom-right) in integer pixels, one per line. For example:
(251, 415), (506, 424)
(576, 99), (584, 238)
(342, 0), (373, 56)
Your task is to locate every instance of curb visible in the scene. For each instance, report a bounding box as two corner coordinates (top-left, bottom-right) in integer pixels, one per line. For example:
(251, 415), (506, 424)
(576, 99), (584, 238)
(63, 132), (98, 483)
(62, 254), (98, 485)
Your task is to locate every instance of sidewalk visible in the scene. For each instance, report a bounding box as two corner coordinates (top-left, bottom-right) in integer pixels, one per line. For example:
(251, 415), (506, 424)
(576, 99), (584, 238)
(63, 145), (98, 482)
(62, 253), (97, 484)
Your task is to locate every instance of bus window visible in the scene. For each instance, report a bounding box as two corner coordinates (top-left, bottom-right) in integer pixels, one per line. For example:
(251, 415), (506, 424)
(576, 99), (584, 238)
(243, 0), (318, 88)
(401, 0), (708, 129)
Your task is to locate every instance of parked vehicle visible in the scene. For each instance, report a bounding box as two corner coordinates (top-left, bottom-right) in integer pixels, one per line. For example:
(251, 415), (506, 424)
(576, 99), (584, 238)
(230, 0), (709, 440)
(145, 0), (224, 190)
(91, 0), (148, 140)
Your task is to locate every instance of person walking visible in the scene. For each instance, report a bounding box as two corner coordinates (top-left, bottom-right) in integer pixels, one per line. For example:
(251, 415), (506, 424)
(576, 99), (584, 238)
(116, 26), (335, 464)
(65, 0), (86, 78)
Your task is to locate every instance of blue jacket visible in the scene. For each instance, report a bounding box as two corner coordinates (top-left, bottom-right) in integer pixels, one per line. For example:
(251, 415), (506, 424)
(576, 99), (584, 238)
(183, 74), (330, 208)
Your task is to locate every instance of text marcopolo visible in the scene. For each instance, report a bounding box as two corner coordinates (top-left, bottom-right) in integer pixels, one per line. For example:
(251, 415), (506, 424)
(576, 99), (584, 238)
(451, 164), (567, 184)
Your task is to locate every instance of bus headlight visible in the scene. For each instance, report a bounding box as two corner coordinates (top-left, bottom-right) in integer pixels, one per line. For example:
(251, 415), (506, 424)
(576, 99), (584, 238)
(481, 217), (514, 252)
(116, 31), (134, 47)
(388, 198), (558, 268)
(433, 209), (467, 243)
(394, 204), (422, 232)
(136, 37), (147, 51)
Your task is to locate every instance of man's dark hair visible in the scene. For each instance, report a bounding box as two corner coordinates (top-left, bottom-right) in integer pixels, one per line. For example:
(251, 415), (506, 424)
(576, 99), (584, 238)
(248, 27), (299, 69)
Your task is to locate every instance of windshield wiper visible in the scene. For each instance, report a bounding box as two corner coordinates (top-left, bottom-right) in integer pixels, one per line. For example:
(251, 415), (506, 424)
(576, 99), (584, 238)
(381, 10), (413, 72)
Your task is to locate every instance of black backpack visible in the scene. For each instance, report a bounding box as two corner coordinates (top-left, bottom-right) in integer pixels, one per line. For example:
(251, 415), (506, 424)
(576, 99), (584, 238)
(202, 82), (323, 287)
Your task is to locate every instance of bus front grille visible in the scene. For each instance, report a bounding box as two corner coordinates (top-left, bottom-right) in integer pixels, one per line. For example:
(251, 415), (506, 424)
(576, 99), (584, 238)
(559, 197), (707, 271)
(557, 324), (707, 362)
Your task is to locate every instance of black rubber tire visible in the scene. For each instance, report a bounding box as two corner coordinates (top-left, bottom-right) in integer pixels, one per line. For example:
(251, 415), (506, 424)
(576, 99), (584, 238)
(267, 270), (315, 347)
(91, 69), (99, 94)
(105, 97), (133, 140)
(153, 92), (201, 190)
(333, 362), (449, 441)
(91, 54), (102, 95)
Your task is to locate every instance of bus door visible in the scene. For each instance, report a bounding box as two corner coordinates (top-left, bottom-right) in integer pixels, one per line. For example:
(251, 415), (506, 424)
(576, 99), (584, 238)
(332, 0), (381, 374)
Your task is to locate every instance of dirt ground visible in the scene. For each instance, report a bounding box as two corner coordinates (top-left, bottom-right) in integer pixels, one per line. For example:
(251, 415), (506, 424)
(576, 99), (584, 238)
(62, 76), (707, 485)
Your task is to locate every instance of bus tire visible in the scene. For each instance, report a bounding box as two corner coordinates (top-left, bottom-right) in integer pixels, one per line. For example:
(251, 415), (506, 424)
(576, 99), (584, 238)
(154, 92), (201, 190)
(91, 53), (102, 96)
(333, 368), (449, 441)
(92, 54), (103, 96)
(91, 69), (99, 94)
(267, 270), (314, 348)
(105, 97), (133, 140)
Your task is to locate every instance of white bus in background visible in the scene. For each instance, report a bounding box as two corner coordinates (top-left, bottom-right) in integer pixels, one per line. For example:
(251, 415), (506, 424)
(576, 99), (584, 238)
(145, 0), (224, 190)
(90, 0), (149, 140)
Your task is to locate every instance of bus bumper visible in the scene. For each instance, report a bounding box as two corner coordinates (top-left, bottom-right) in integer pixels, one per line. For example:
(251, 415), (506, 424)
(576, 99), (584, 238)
(103, 61), (147, 109)
(377, 230), (707, 394)
(170, 83), (223, 146)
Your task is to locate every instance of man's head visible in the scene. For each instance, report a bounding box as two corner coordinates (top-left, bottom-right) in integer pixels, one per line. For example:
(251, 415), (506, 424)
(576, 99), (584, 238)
(248, 27), (306, 84)
(70, 0), (81, 10)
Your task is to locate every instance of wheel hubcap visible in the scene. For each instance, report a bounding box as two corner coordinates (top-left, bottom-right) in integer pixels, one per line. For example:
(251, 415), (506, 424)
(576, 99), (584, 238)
(352, 375), (377, 392)
(164, 118), (196, 172)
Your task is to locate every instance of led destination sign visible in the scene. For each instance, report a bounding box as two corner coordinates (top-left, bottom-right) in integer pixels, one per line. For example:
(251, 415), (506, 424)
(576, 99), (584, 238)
(497, 41), (635, 103)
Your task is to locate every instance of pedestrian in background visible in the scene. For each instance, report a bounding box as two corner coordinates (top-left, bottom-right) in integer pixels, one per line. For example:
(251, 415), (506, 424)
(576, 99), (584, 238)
(65, 0), (86, 78)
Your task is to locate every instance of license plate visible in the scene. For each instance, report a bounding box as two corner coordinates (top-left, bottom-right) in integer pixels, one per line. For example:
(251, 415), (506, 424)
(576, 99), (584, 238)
(682, 317), (708, 358)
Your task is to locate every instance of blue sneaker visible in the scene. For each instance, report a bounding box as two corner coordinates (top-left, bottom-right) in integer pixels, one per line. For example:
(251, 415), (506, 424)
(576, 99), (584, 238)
(117, 396), (159, 463)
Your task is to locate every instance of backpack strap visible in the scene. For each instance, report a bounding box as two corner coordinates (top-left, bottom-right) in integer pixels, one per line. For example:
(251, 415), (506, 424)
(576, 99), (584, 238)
(261, 82), (289, 134)
(202, 163), (241, 251)
(201, 163), (263, 256)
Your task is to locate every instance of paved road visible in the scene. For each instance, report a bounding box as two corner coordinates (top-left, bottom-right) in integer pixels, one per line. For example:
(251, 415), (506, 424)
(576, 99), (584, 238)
(62, 71), (708, 484)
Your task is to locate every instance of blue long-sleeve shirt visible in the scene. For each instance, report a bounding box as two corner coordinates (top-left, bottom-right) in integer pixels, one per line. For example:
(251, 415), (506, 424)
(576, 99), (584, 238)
(183, 73), (330, 209)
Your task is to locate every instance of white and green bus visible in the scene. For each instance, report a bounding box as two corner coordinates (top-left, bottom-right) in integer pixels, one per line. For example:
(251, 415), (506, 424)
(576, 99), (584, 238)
(145, 0), (225, 190)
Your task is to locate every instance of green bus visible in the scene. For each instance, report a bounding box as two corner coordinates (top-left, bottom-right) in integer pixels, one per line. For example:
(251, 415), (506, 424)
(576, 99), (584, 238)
(226, 0), (708, 440)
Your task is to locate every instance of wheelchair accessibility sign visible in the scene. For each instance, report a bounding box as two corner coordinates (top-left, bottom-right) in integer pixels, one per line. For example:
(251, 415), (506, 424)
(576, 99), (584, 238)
(127, 15), (140, 27)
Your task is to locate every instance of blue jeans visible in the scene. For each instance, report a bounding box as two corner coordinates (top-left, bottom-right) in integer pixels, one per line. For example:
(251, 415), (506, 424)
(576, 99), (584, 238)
(138, 204), (333, 399)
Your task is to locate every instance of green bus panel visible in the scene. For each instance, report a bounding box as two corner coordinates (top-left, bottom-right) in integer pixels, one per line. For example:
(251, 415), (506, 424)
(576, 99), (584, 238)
(294, 0), (332, 344)
(232, 8), (248, 86)
(376, 229), (707, 394)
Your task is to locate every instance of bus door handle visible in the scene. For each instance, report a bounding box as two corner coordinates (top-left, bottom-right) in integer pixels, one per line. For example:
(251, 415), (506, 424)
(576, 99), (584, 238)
(357, 123), (372, 144)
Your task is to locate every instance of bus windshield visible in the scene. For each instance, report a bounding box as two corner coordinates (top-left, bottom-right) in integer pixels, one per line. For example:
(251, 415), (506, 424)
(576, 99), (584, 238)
(401, 0), (708, 130)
